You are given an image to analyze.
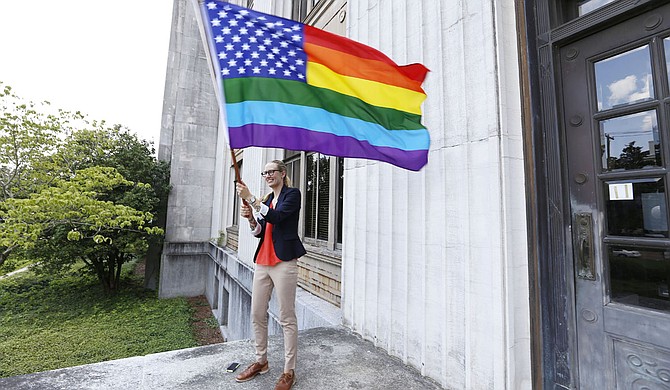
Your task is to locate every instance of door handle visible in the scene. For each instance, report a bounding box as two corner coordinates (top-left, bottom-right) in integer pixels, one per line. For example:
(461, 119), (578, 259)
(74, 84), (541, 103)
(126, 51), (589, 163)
(575, 212), (595, 280)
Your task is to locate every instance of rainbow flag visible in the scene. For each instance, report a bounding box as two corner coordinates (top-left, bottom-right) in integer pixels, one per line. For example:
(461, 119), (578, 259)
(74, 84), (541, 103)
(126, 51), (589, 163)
(201, 1), (430, 171)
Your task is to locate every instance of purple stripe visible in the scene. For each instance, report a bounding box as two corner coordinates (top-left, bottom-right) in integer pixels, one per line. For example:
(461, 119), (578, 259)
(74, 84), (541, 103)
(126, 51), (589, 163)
(229, 124), (428, 171)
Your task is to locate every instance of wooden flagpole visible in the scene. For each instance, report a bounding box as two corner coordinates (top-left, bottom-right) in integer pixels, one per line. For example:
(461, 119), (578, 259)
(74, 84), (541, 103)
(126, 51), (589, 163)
(230, 149), (249, 206)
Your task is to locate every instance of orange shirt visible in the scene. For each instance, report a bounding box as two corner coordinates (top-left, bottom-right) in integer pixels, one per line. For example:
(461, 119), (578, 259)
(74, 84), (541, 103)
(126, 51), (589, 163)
(256, 203), (281, 266)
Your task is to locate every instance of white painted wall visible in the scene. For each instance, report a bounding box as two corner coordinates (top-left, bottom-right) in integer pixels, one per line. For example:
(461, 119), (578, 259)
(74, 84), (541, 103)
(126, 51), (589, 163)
(341, 1), (531, 389)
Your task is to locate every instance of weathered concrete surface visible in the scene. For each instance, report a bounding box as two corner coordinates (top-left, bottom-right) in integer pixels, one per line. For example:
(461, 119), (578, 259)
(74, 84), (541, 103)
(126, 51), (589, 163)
(0, 327), (443, 390)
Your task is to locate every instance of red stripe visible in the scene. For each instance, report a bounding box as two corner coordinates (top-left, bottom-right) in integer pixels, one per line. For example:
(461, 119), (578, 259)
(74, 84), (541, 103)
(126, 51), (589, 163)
(304, 25), (429, 84)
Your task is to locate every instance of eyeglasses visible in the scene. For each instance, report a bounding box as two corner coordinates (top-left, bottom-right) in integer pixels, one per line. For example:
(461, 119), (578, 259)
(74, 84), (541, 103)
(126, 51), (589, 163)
(260, 169), (280, 177)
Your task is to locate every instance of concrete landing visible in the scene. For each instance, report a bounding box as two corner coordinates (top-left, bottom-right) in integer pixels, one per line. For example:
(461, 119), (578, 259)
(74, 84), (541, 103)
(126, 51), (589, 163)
(0, 327), (443, 390)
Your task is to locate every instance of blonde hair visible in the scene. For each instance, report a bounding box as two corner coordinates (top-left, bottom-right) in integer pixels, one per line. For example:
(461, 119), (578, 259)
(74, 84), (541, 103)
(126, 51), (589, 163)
(262, 159), (291, 201)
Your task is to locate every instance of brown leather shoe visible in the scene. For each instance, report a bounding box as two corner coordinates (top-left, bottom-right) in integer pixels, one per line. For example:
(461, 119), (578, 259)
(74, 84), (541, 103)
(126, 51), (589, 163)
(235, 361), (269, 383)
(274, 370), (296, 390)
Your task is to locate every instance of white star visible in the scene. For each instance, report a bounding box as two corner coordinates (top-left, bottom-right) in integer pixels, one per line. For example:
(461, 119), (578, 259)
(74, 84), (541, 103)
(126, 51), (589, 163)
(218, 52), (227, 59)
(258, 45), (266, 51)
(239, 27), (248, 35)
(207, 2), (217, 10)
(235, 51), (243, 58)
(239, 10), (249, 16)
(258, 16), (266, 20)
(295, 59), (304, 65)
(280, 56), (288, 62)
(218, 11), (228, 18)
(266, 22), (275, 29)
(251, 52), (260, 59)
(280, 41), (289, 48)
(283, 69), (291, 76)
(228, 59), (237, 67)
(267, 53), (275, 59)
(211, 19), (221, 27)
(215, 35), (224, 43)
(222, 27), (231, 34)
(255, 29), (265, 36)
(232, 35), (241, 43)
(249, 37), (257, 43)
(288, 50), (296, 57)
(297, 73), (305, 79)
(291, 24), (300, 31)
(244, 59), (252, 66)
(289, 65), (296, 71)
(260, 59), (268, 66)
(229, 19), (238, 26)
(271, 47), (280, 54)
(225, 43), (234, 51)
(275, 61), (283, 68)
(275, 21), (284, 27)
(241, 43), (250, 50)
(292, 34), (301, 41)
(246, 21), (254, 27)
(269, 68), (277, 75)
(264, 38), (272, 45)
(222, 68), (230, 75)
(252, 67), (261, 74)
(238, 67), (246, 73)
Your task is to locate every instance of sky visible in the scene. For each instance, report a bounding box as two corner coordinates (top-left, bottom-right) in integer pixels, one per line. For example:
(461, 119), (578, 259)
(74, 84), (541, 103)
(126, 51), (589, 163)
(0, 0), (174, 147)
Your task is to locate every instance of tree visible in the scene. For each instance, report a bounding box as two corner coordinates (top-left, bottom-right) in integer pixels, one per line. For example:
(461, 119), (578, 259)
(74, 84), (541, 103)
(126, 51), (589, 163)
(0, 83), (169, 292)
(1, 167), (162, 291)
(0, 83), (77, 264)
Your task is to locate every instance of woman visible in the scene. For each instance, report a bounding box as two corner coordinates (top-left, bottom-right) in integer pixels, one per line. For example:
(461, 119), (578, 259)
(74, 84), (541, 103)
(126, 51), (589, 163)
(234, 159), (306, 390)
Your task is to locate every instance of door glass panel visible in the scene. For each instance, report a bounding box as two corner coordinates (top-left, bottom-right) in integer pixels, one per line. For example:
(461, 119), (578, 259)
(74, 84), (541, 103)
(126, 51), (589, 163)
(577, 0), (617, 16)
(665, 37), (670, 86)
(600, 110), (660, 171)
(594, 45), (654, 111)
(607, 246), (670, 311)
(604, 178), (667, 237)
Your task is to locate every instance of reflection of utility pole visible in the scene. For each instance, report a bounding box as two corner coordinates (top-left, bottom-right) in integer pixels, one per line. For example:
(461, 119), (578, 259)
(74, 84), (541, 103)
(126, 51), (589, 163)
(605, 133), (614, 167)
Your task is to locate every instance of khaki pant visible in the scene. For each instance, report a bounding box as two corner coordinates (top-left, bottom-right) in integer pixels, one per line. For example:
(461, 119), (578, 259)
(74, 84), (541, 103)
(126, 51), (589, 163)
(251, 259), (298, 373)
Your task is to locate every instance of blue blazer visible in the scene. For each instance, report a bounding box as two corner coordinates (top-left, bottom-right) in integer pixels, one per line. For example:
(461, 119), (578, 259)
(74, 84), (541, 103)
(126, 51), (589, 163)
(253, 186), (307, 262)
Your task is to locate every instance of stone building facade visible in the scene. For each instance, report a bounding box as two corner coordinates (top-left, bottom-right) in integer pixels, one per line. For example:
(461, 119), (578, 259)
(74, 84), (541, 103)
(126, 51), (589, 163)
(159, 0), (670, 389)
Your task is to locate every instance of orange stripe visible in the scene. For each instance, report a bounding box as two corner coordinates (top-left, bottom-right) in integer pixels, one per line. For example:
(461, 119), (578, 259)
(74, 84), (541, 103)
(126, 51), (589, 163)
(304, 25), (429, 83)
(305, 43), (425, 94)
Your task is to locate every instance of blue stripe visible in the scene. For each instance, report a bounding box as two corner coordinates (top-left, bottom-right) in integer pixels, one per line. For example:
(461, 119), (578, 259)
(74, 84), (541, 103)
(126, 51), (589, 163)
(225, 101), (429, 151)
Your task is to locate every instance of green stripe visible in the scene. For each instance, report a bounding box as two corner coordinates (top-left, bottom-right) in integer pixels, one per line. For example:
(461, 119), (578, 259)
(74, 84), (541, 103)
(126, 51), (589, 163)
(223, 78), (425, 131)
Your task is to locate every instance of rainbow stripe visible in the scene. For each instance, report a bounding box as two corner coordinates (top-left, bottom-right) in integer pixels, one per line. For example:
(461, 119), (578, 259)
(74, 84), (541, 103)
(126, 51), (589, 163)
(203, 1), (430, 171)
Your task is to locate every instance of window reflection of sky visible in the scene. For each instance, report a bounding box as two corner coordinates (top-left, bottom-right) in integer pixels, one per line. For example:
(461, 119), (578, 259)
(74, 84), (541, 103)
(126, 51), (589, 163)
(595, 45), (653, 111)
(600, 111), (659, 170)
(578, 0), (616, 15)
(665, 38), (670, 87)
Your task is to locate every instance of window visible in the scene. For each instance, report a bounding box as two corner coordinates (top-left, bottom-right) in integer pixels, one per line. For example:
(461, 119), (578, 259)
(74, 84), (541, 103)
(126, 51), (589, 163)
(559, 0), (618, 23)
(291, 0), (323, 22)
(285, 151), (343, 248)
(231, 160), (242, 226)
(305, 153), (330, 241)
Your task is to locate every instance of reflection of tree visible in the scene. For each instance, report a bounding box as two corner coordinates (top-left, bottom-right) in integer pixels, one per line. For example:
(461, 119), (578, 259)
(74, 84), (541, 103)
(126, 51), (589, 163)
(608, 141), (657, 170)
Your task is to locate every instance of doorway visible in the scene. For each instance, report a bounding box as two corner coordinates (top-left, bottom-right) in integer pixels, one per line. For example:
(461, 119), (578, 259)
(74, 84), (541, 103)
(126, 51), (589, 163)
(559, 4), (670, 388)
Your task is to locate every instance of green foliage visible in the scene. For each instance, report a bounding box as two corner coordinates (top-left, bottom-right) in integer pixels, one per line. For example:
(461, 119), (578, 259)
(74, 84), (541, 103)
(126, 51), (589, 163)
(0, 249), (33, 275)
(0, 263), (197, 378)
(0, 82), (171, 291)
(0, 83), (83, 201)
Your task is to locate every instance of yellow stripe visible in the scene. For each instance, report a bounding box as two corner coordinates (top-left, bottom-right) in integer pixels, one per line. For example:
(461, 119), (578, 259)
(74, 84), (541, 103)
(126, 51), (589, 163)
(307, 62), (426, 116)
